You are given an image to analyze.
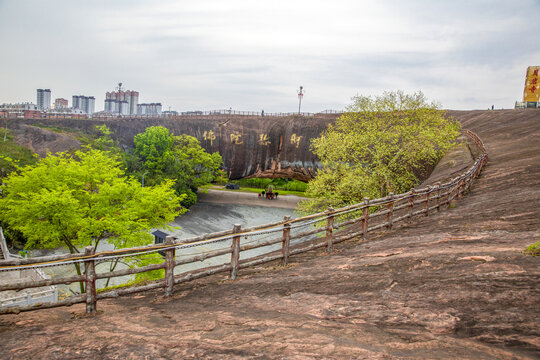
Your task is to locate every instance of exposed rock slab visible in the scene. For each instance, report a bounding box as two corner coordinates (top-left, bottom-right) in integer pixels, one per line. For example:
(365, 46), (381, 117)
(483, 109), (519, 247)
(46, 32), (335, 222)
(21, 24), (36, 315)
(1, 110), (539, 359)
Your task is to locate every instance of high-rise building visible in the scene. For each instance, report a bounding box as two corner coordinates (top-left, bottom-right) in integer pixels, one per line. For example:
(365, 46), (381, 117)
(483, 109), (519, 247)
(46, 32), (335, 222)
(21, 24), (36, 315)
(72, 95), (96, 115)
(137, 103), (162, 116)
(86, 96), (95, 115)
(72, 95), (81, 110)
(54, 98), (68, 109)
(104, 98), (115, 113)
(126, 90), (139, 115)
(104, 83), (139, 115)
(37, 89), (51, 110)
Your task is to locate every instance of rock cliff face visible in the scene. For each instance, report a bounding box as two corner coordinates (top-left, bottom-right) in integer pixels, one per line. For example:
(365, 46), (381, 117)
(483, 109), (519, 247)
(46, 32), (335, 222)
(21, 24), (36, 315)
(14, 114), (339, 181)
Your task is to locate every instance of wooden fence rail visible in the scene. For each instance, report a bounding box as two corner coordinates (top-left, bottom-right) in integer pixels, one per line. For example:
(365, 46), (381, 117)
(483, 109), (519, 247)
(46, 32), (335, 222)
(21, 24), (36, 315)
(0, 130), (487, 315)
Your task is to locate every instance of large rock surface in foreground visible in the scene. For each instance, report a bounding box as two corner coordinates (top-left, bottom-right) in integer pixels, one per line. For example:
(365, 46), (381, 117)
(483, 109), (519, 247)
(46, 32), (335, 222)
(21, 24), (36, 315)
(1, 109), (539, 359)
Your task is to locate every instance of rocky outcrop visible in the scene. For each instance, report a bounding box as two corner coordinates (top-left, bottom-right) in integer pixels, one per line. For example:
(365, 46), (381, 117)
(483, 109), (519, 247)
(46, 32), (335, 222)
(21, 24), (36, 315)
(12, 124), (81, 157)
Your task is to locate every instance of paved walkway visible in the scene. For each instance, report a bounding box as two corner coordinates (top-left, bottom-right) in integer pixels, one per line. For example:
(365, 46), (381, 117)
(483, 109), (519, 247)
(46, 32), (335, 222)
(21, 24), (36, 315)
(198, 188), (307, 210)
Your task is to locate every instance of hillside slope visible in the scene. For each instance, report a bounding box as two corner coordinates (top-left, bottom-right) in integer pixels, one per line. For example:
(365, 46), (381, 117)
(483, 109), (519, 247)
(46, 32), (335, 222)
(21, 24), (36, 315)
(0, 109), (538, 359)
(12, 124), (81, 157)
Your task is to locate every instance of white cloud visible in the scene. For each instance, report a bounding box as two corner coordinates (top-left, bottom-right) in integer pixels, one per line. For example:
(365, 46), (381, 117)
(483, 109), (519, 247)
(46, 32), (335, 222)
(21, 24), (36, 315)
(0, 0), (538, 111)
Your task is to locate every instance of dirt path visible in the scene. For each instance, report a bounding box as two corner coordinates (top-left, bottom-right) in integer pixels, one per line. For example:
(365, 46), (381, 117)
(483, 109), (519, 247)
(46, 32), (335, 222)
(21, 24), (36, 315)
(0, 110), (539, 359)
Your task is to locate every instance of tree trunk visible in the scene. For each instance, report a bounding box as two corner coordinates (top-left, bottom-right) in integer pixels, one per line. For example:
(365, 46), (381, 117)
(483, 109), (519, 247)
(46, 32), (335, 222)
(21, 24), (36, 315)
(64, 239), (85, 294)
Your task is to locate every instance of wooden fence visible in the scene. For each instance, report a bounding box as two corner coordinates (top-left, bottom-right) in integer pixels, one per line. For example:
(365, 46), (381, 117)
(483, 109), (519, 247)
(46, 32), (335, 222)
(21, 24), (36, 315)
(0, 130), (487, 315)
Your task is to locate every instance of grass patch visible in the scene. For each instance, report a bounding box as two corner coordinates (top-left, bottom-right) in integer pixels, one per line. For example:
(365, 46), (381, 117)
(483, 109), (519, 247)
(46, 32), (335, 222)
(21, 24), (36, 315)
(32, 123), (98, 145)
(524, 242), (539, 256)
(32, 123), (75, 134)
(96, 277), (158, 293)
(0, 139), (36, 164)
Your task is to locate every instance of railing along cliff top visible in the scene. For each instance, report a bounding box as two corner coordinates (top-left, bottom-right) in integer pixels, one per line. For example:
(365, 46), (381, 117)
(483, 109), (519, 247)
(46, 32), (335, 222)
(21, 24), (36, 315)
(0, 130), (488, 315)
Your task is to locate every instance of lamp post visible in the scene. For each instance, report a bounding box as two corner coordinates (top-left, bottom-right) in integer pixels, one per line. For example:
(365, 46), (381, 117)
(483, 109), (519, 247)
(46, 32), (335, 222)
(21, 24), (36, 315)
(297, 86), (304, 114)
(141, 171), (149, 187)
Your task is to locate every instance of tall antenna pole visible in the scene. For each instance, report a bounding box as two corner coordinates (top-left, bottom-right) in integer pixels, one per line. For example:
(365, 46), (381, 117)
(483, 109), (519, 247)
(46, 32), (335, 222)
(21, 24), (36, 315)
(297, 86), (304, 114)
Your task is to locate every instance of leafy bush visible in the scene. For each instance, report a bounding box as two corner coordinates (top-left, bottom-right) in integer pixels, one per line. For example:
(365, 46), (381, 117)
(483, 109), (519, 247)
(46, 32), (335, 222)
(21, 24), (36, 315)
(300, 91), (461, 214)
(231, 177), (307, 192)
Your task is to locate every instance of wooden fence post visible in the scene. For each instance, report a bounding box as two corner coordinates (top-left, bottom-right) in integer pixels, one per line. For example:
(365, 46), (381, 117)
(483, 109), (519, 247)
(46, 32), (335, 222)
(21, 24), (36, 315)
(282, 216), (291, 266)
(386, 193), (394, 230)
(326, 207), (335, 253)
(473, 158), (483, 184)
(408, 189), (415, 222)
(84, 246), (97, 314)
(447, 179), (453, 205)
(230, 224), (241, 279)
(425, 186), (430, 217)
(164, 235), (176, 297)
(362, 198), (370, 241)
(472, 164), (479, 182)
(467, 170), (476, 192)
(436, 182), (441, 212)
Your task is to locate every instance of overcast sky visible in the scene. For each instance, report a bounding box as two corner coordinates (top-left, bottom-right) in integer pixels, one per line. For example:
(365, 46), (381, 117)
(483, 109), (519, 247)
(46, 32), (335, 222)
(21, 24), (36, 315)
(0, 0), (538, 112)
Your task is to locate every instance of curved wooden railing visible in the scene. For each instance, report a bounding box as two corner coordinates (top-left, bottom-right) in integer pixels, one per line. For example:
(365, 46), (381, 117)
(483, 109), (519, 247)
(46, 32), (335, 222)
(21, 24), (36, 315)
(0, 130), (487, 314)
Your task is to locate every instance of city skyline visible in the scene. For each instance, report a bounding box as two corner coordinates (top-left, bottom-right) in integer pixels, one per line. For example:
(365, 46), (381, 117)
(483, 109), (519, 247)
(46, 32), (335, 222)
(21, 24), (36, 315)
(1, 1), (539, 112)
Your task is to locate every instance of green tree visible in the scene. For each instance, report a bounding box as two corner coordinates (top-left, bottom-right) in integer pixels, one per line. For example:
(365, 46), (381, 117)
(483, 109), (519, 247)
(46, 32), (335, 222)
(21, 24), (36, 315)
(129, 127), (223, 207)
(92, 124), (116, 151)
(170, 134), (223, 207)
(133, 126), (175, 173)
(300, 91), (461, 213)
(0, 130), (39, 249)
(0, 149), (184, 292)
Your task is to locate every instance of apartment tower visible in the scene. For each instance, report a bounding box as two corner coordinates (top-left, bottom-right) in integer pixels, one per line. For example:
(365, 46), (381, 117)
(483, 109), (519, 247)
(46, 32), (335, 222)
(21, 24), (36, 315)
(36, 89), (51, 110)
